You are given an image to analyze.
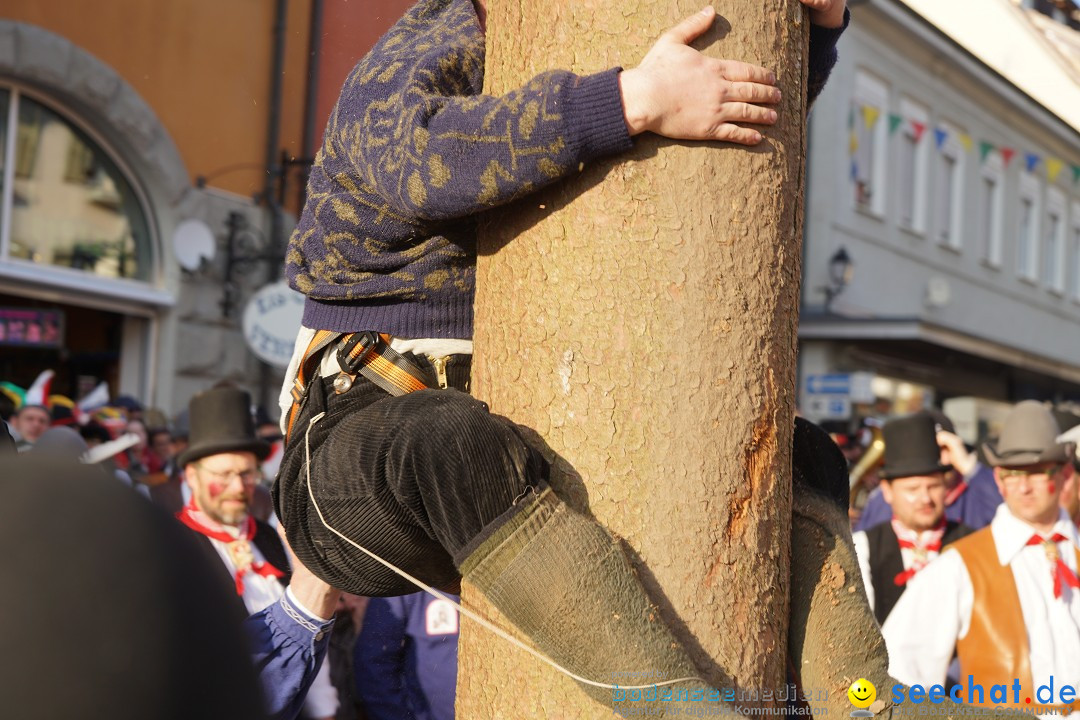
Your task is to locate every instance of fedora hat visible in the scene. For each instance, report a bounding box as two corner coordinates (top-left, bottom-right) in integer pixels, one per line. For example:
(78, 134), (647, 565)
(879, 411), (951, 480)
(983, 400), (1074, 467)
(176, 388), (269, 468)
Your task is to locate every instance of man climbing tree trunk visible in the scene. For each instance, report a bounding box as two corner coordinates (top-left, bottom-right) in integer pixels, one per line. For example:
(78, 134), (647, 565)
(463, 1), (815, 716)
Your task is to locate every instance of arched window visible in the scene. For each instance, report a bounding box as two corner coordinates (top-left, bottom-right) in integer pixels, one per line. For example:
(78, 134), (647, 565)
(0, 86), (154, 282)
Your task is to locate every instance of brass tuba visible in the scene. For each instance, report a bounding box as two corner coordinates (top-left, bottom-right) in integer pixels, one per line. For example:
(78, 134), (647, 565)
(849, 425), (884, 507)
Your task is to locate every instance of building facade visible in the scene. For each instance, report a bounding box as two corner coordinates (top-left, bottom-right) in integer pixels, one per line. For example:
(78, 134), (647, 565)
(800, 0), (1080, 439)
(0, 0), (412, 417)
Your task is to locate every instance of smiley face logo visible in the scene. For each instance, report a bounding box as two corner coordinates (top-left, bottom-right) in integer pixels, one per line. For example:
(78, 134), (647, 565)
(848, 678), (877, 712)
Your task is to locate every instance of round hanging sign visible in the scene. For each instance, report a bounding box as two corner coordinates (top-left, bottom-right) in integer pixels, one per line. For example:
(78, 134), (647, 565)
(242, 281), (305, 367)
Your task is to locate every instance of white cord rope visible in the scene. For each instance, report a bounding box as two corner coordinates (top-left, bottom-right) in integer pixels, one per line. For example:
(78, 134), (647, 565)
(302, 411), (701, 692)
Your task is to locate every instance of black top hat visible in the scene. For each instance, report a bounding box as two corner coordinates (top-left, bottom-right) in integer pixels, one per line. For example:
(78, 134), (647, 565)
(879, 411), (951, 480)
(176, 388), (270, 469)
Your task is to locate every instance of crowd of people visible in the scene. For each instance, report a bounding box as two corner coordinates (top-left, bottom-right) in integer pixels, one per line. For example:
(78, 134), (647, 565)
(5, 370), (1078, 719)
(1, 381), (461, 720)
(841, 401), (1080, 715)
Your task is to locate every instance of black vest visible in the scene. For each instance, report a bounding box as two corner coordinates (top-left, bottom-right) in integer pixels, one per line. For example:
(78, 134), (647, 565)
(866, 520), (972, 625)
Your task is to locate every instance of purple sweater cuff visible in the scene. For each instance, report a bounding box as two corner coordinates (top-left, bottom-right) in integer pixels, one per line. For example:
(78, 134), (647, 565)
(565, 67), (634, 162)
(808, 7), (849, 73)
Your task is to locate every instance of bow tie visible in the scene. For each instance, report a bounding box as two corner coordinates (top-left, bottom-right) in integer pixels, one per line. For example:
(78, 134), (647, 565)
(1026, 533), (1080, 599)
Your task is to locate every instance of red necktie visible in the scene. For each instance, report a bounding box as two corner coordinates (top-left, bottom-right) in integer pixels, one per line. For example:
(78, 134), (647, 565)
(894, 520), (946, 587)
(177, 500), (285, 595)
(1025, 533), (1080, 599)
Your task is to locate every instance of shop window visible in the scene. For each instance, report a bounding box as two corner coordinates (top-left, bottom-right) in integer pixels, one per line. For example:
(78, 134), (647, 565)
(0, 87), (153, 282)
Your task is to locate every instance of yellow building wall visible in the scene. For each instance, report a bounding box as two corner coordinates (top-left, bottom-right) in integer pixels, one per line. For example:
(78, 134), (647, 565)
(3, 0), (313, 203)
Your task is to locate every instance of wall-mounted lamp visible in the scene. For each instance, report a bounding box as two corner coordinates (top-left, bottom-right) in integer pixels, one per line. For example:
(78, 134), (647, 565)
(822, 246), (854, 312)
(220, 211), (282, 318)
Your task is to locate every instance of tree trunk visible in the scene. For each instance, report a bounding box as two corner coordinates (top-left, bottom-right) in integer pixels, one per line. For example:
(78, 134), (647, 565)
(461, 1), (808, 716)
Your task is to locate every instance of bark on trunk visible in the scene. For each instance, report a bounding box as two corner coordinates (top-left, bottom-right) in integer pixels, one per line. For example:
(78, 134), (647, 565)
(460, 1), (809, 716)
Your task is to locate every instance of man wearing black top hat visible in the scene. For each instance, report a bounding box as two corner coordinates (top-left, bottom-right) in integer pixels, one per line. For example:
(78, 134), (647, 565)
(177, 387), (290, 608)
(178, 386), (340, 719)
(852, 411), (973, 624)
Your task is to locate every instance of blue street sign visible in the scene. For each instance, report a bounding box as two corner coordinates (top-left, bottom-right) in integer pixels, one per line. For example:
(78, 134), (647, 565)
(805, 373), (851, 395)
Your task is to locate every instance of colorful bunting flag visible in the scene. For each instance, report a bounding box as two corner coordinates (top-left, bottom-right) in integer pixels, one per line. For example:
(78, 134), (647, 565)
(849, 130), (859, 155)
(958, 133), (973, 153)
(979, 141), (995, 163)
(1001, 148), (1016, 167)
(862, 105), (881, 130)
(1072, 164), (1080, 186)
(910, 121), (927, 142)
(888, 113), (903, 135)
(1024, 153), (1040, 174)
(934, 127), (948, 150)
(1046, 158), (1064, 183)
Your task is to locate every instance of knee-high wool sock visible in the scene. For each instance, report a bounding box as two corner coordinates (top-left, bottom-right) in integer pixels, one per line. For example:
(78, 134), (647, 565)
(460, 487), (724, 715)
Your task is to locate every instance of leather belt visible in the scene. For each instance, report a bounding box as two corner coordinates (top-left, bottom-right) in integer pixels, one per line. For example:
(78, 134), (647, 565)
(285, 331), (431, 442)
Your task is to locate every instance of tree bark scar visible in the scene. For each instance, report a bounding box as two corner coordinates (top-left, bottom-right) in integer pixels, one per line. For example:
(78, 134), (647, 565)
(730, 410), (775, 540)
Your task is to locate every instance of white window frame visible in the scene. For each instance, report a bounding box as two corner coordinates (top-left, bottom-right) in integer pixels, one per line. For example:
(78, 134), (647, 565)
(1016, 171), (1041, 283)
(1070, 202), (1080, 304)
(934, 121), (965, 251)
(896, 97), (929, 234)
(978, 150), (1004, 268)
(0, 83), (163, 299)
(1044, 188), (1066, 294)
(852, 70), (889, 218)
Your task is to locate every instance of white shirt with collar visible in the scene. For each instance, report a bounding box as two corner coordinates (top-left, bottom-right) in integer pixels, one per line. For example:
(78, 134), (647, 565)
(881, 505), (1080, 713)
(205, 522), (284, 616)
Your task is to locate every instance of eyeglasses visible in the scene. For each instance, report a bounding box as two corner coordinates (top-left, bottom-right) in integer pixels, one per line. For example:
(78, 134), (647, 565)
(999, 465), (1064, 487)
(195, 463), (259, 485)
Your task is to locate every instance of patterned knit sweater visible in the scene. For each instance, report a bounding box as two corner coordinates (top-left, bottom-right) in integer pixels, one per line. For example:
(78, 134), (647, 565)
(286, 0), (847, 340)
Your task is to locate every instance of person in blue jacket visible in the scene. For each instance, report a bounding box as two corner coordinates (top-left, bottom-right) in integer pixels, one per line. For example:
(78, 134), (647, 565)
(854, 411), (1003, 532)
(354, 592), (460, 720)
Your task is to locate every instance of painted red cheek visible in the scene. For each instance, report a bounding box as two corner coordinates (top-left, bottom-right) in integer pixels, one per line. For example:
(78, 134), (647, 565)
(207, 482), (228, 498)
(1048, 482), (1055, 494)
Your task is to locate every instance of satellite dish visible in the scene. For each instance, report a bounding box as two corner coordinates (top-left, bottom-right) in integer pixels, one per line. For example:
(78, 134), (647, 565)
(173, 219), (216, 271)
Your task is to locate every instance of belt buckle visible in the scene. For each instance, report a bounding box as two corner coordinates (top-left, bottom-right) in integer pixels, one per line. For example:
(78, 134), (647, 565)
(336, 331), (380, 374)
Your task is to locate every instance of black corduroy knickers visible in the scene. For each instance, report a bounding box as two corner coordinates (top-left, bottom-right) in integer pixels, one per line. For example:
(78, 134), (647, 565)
(274, 361), (547, 597)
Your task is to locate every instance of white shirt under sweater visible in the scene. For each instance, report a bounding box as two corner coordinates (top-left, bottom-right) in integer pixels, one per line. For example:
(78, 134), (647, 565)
(881, 505), (1080, 718)
(278, 326), (473, 434)
(852, 525), (946, 614)
(209, 521), (340, 717)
